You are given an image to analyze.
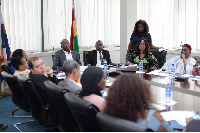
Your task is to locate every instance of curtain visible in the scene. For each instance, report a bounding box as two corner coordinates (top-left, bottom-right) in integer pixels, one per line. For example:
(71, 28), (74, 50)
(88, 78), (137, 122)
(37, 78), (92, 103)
(1, 0), (41, 52)
(1, 0), (120, 52)
(137, 0), (200, 51)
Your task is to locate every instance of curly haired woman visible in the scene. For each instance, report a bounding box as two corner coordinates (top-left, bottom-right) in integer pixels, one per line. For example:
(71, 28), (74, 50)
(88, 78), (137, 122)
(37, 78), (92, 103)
(126, 19), (161, 59)
(104, 74), (174, 132)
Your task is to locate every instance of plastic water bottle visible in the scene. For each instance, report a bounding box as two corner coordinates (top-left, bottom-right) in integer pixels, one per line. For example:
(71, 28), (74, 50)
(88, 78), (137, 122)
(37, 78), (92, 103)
(165, 83), (172, 103)
(180, 42), (183, 50)
(171, 64), (175, 78)
(104, 59), (108, 79)
(139, 60), (143, 72)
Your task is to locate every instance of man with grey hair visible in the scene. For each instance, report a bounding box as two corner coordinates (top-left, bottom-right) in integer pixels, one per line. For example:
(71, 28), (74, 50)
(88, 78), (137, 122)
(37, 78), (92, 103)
(53, 39), (82, 71)
(58, 60), (82, 96)
(85, 40), (111, 66)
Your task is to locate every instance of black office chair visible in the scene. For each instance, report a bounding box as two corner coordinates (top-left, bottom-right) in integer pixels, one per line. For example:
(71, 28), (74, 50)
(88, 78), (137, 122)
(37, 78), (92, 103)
(17, 74), (58, 132)
(96, 112), (152, 132)
(64, 92), (100, 132)
(83, 51), (90, 66)
(150, 49), (167, 68)
(1, 61), (13, 74)
(44, 80), (79, 131)
(1, 71), (30, 117)
(186, 120), (200, 132)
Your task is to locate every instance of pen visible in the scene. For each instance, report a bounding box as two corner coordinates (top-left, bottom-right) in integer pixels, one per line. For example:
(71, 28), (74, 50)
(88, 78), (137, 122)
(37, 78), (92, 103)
(193, 112), (199, 118)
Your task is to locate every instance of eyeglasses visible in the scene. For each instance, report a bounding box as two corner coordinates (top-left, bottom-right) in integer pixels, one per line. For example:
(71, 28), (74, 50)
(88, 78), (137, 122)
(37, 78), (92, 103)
(97, 44), (103, 46)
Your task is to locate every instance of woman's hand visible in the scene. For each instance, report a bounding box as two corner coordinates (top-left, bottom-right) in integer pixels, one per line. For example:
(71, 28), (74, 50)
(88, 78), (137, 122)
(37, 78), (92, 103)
(125, 62), (133, 66)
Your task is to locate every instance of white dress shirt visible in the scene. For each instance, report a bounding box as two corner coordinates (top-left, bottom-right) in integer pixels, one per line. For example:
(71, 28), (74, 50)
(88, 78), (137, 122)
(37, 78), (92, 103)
(96, 50), (102, 66)
(63, 50), (73, 60)
(162, 56), (196, 74)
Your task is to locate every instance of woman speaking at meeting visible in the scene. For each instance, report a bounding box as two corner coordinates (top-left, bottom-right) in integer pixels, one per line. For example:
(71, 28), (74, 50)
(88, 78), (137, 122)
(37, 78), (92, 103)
(126, 19), (161, 60)
(126, 38), (159, 69)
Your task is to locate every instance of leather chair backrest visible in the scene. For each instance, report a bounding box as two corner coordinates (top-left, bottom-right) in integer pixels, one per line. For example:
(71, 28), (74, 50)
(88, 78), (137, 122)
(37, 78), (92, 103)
(96, 112), (153, 132)
(64, 92), (100, 132)
(44, 80), (78, 131)
(17, 74), (57, 127)
(1, 61), (13, 74)
(1, 71), (30, 112)
(186, 120), (200, 132)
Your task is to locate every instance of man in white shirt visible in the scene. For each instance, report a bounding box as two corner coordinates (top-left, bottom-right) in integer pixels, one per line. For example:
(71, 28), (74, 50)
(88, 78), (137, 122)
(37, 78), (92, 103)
(53, 39), (82, 71)
(162, 44), (196, 74)
(85, 40), (111, 66)
(58, 60), (82, 96)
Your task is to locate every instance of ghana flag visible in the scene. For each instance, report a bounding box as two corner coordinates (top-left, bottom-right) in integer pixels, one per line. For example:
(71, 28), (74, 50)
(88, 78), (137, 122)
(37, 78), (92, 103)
(70, 5), (79, 54)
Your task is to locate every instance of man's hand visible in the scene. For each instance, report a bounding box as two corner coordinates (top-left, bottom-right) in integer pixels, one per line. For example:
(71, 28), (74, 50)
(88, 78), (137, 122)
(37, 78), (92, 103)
(181, 54), (185, 60)
(46, 67), (53, 77)
(125, 62), (133, 66)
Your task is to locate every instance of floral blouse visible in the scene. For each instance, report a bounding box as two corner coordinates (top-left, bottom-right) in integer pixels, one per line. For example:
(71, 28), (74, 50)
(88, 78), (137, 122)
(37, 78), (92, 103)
(127, 52), (159, 69)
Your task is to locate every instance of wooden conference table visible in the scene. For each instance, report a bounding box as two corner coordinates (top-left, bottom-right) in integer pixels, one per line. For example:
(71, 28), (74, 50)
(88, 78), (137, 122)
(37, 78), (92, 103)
(106, 69), (200, 112)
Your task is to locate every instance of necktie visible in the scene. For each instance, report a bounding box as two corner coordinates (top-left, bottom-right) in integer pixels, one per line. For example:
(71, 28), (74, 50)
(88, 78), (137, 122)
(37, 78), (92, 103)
(99, 51), (103, 65)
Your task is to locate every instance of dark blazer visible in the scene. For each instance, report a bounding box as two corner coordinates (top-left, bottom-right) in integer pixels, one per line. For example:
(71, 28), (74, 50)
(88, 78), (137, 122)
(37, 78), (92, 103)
(29, 72), (57, 103)
(85, 50), (111, 66)
(58, 78), (82, 96)
(53, 50), (82, 70)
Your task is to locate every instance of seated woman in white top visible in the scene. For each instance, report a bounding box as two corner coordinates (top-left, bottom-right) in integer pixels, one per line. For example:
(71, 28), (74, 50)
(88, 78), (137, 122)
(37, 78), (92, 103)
(79, 66), (106, 111)
(11, 56), (30, 77)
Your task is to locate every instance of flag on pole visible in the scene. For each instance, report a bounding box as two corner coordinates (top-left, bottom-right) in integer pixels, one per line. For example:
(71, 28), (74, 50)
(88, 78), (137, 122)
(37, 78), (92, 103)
(70, 3), (80, 54)
(0, 5), (12, 92)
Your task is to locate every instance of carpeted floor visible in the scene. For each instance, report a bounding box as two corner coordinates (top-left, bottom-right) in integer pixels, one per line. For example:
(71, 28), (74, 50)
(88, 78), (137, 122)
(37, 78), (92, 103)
(0, 96), (51, 132)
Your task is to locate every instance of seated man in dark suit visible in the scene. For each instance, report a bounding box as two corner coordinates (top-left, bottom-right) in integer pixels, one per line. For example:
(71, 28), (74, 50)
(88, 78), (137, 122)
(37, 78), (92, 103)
(85, 40), (111, 66)
(58, 60), (82, 96)
(53, 39), (82, 71)
(29, 56), (57, 102)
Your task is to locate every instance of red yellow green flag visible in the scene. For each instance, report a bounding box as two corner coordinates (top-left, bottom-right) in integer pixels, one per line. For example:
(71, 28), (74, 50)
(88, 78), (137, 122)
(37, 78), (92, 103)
(70, 5), (79, 54)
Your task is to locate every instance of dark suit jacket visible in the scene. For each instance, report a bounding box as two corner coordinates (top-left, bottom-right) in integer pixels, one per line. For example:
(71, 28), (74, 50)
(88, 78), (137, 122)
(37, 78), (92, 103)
(85, 49), (111, 66)
(29, 72), (57, 104)
(58, 78), (82, 96)
(53, 50), (82, 70)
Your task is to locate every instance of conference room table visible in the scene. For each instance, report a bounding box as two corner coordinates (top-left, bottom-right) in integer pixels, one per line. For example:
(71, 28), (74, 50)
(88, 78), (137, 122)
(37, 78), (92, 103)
(105, 69), (200, 113)
(56, 67), (200, 112)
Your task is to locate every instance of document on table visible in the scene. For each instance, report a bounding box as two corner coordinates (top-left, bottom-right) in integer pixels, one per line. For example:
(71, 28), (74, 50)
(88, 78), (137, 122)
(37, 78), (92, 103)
(160, 111), (196, 127)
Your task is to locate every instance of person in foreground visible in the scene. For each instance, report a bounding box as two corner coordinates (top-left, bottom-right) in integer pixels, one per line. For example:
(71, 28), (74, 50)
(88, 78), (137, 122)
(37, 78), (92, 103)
(29, 56), (57, 101)
(11, 56), (30, 77)
(79, 66), (106, 111)
(85, 40), (111, 66)
(58, 60), (82, 96)
(126, 19), (161, 59)
(53, 39), (82, 71)
(103, 74), (174, 132)
(126, 38), (159, 69)
(162, 44), (196, 74)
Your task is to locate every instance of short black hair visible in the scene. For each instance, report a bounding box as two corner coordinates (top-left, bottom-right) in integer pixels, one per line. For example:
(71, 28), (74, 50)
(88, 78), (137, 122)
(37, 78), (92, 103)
(11, 56), (23, 70)
(12, 49), (23, 58)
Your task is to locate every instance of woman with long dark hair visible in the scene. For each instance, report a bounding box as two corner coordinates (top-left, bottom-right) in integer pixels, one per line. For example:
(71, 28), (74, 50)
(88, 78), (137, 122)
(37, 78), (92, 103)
(126, 38), (159, 69)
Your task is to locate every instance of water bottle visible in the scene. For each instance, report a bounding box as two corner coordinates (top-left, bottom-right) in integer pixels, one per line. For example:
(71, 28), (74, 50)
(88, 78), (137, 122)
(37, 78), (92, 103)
(165, 83), (172, 103)
(171, 64), (175, 78)
(180, 42), (183, 50)
(139, 60), (143, 72)
(104, 59), (108, 79)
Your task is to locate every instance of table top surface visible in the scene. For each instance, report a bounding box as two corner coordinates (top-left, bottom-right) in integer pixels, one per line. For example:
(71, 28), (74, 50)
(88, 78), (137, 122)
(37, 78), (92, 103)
(106, 69), (200, 112)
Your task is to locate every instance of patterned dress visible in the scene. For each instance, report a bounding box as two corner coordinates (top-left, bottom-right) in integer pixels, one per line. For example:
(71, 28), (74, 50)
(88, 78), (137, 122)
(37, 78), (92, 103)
(127, 51), (159, 69)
